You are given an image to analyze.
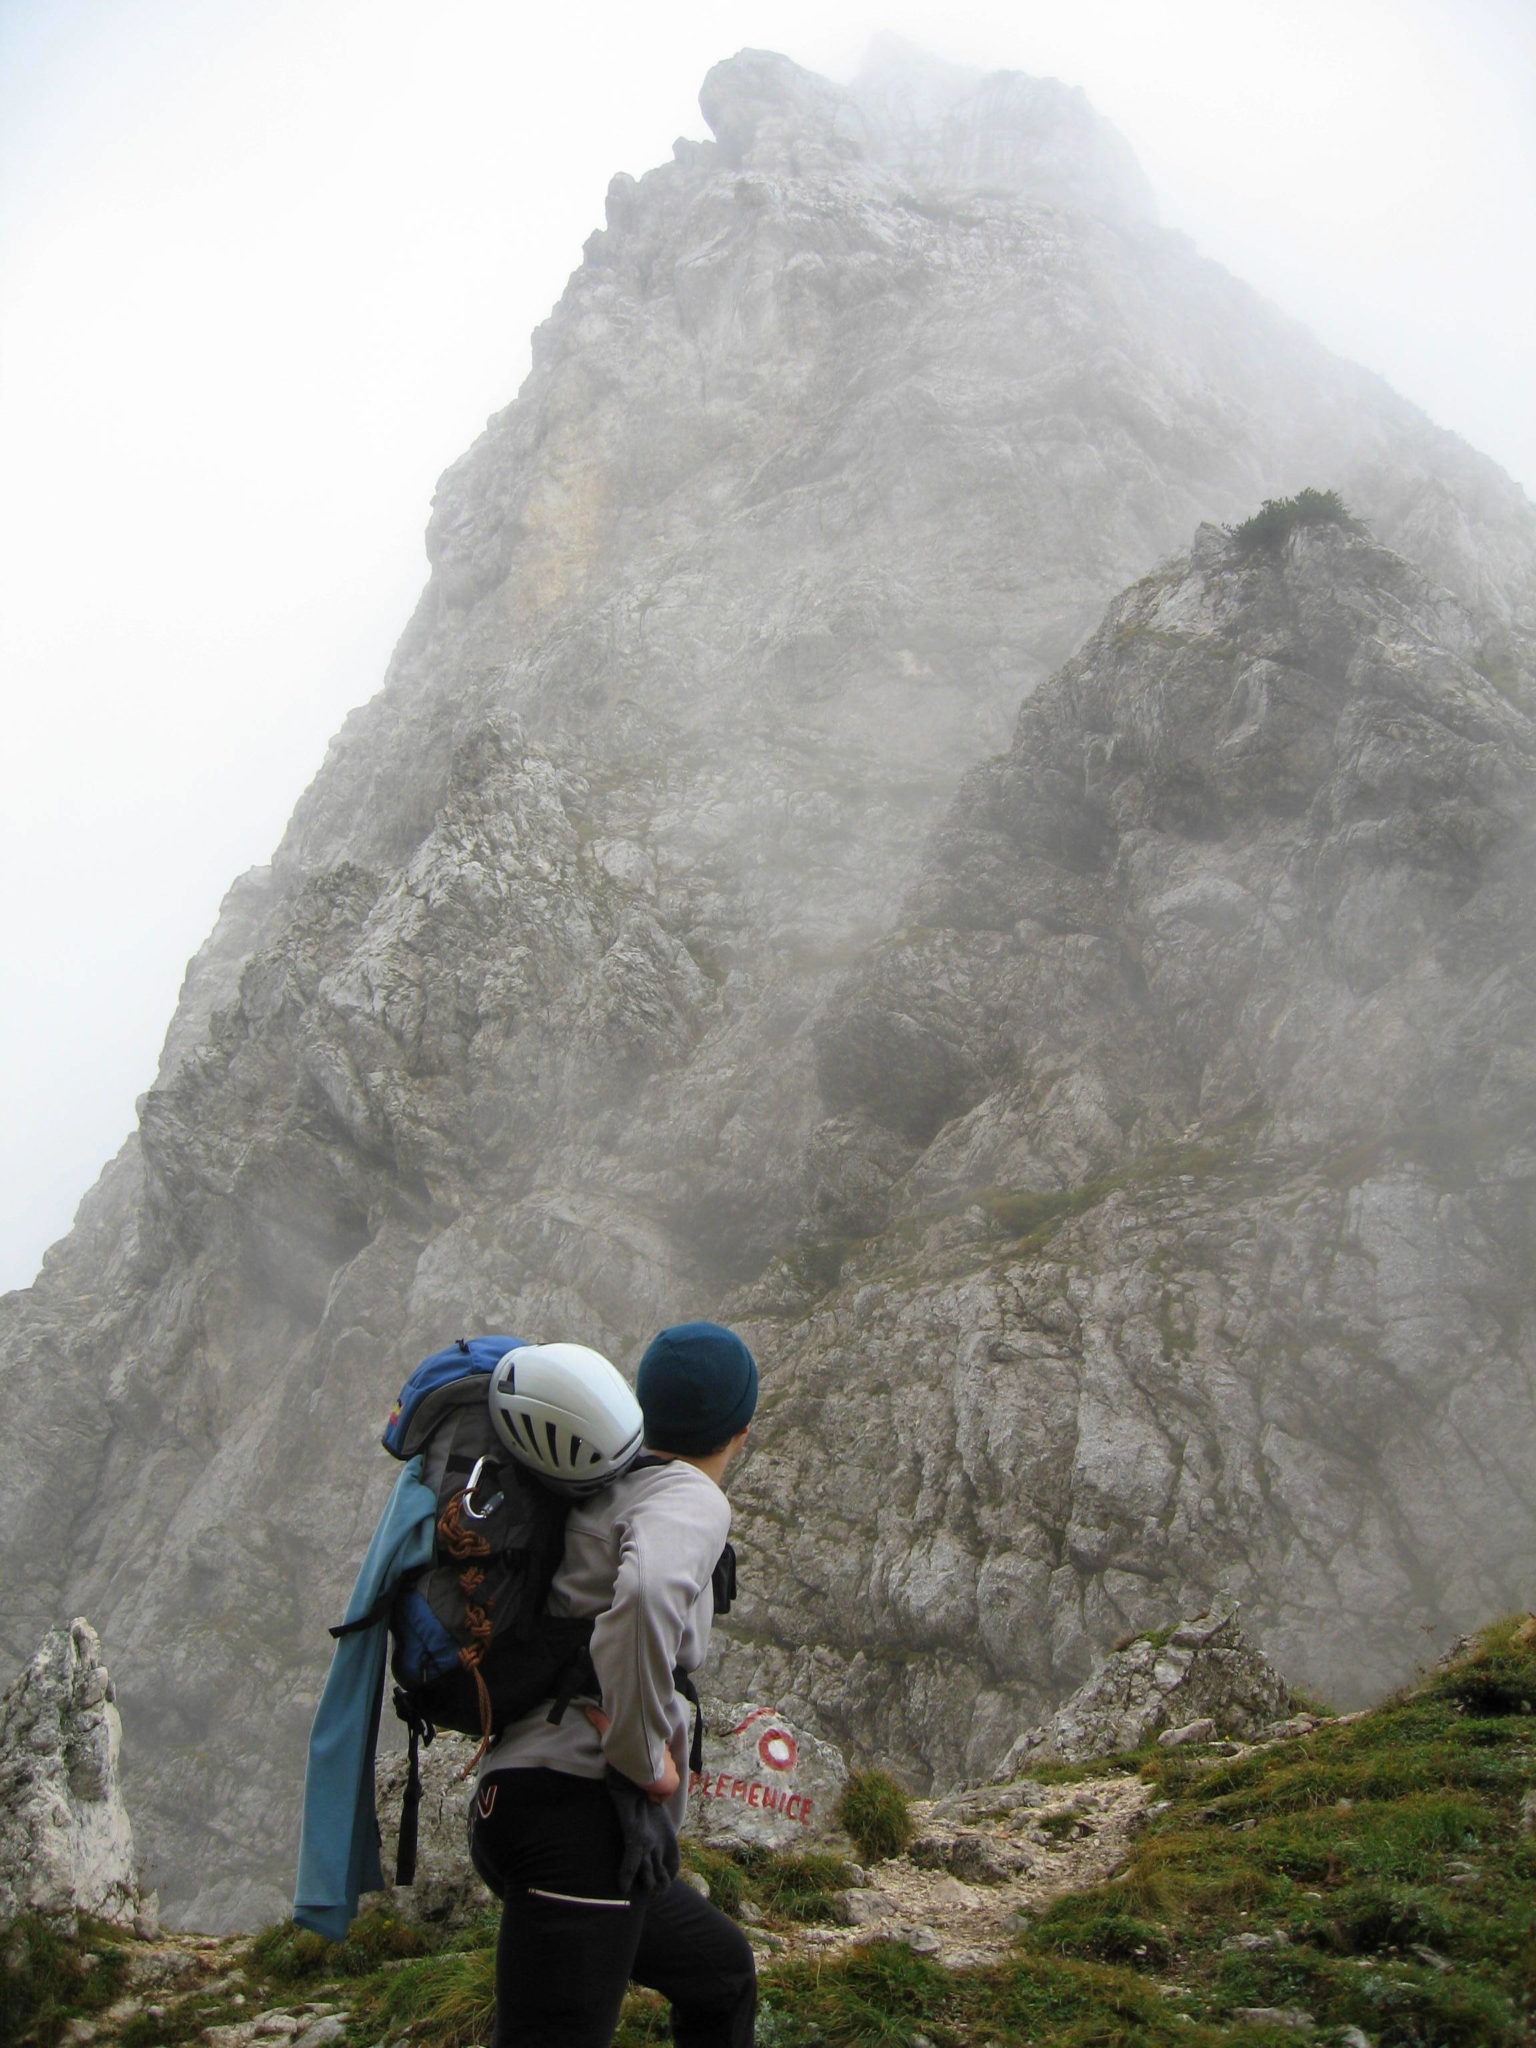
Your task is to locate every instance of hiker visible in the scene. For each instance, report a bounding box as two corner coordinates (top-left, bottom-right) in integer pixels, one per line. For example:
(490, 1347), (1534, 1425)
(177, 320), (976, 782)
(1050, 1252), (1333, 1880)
(468, 1319), (760, 2048)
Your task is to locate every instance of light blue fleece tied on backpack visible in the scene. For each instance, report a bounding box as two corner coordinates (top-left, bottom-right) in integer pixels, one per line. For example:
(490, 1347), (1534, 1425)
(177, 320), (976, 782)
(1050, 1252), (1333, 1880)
(293, 1457), (438, 1940)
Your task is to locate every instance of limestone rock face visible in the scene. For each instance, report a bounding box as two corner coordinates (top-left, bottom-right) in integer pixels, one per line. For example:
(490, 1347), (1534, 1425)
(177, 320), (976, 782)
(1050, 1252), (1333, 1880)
(715, 517), (1536, 1788)
(2, 42), (1535, 1926)
(997, 1598), (1291, 1770)
(0, 1620), (150, 1934)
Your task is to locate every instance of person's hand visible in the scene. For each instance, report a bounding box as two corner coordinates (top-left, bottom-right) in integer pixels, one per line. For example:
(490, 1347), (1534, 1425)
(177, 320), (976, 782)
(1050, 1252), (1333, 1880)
(584, 1706), (679, 1801)
(643, 1749), (681, 1804)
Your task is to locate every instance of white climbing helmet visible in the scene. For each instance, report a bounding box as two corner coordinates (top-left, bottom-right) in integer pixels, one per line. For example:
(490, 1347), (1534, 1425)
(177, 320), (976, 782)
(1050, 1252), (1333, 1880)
(487, 1342), (644, 1493)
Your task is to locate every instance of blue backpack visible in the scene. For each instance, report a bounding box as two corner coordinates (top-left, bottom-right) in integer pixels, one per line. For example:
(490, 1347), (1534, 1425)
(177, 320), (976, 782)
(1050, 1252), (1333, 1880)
(334, 1336), (595, 1880)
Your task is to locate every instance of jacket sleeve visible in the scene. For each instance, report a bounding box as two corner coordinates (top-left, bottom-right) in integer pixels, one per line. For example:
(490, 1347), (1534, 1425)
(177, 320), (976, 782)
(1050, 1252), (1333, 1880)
(587, 1479), (728, 1787)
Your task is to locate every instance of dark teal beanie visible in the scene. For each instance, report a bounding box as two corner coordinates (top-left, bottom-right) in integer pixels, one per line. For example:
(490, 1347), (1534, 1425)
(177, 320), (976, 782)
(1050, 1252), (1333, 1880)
(637, 1320), (758, 1454)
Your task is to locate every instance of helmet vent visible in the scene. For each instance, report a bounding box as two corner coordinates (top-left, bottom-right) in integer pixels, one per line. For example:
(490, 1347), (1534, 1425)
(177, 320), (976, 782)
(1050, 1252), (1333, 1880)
(545, 1419), (562, 1464)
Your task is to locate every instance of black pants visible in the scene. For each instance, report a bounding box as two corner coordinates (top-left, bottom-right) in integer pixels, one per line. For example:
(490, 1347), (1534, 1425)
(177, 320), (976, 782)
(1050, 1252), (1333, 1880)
(469, 1768), (756, 2048)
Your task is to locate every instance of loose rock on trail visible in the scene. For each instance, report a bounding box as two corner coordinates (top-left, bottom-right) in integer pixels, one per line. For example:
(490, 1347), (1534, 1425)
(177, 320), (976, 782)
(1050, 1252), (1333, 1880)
(758, 1773), (1152, 1969)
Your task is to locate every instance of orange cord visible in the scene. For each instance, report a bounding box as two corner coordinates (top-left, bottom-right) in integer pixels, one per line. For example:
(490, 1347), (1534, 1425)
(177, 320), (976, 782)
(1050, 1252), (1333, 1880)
(437, 1490), (503, 1774)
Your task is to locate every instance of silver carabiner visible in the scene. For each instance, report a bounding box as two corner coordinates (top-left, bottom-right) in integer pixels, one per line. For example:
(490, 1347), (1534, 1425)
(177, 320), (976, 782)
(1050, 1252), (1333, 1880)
(462, 1455), (505, 1522)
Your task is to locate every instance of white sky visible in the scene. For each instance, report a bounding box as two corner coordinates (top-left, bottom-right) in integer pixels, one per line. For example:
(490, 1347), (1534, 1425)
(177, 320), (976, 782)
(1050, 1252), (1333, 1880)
(2, 0), (1533, 1291)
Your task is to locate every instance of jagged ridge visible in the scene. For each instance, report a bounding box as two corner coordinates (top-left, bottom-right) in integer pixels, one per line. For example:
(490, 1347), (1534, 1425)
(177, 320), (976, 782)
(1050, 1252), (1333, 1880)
(721, 513), (1536, 1789)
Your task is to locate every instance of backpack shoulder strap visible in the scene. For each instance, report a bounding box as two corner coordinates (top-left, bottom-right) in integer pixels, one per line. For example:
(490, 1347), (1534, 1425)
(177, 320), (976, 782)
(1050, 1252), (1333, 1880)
(711, 1542), (737, 1616)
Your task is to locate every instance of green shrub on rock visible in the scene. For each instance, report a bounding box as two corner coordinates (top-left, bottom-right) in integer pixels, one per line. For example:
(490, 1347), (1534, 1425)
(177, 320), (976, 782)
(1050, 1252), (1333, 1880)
(835, 1768), (915, 1863)
(248, 1904), (443, 1981)
(1226, 487), (1359, 555)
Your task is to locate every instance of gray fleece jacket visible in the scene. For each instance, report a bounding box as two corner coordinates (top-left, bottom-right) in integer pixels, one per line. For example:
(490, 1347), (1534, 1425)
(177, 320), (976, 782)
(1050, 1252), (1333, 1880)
(476, 1457), (730, 1831)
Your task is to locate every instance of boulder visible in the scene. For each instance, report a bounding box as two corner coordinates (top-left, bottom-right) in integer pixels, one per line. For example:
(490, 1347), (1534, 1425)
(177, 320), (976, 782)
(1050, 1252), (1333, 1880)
(998, 1597), (1291, 1771)
(373, 1732), (484, 1928)
(0, 1619), (152, 1933)
(369, 1703), (850, 1903)
(685, 1702), (848, 1852)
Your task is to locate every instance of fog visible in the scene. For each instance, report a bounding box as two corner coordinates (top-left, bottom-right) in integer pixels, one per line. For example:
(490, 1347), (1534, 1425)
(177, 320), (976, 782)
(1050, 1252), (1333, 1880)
(2, 0), (1533, 1291)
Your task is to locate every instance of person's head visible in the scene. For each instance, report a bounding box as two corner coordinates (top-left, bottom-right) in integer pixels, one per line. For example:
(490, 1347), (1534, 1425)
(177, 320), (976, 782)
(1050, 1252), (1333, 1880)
(487, 1341), (644, 1493)
(636, 1320), (758, 1460)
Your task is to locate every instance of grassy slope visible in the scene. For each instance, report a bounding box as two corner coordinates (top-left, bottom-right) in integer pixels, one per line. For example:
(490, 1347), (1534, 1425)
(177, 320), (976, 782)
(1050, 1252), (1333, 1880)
(6, 1620), (1534, 2047)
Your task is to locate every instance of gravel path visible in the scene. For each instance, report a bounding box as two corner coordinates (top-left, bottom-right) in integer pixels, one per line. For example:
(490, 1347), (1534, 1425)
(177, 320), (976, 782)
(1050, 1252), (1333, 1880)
(761, 1773), (1152, 1968)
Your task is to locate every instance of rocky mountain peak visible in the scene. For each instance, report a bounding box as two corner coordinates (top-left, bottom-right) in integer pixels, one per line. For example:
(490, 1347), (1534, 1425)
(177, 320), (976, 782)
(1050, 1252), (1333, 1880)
(698, 39), (1157, 225)
(796, 507), (1535, 1241)
(719, 508), (1536, 1786)
(853, 34), (1158, 225)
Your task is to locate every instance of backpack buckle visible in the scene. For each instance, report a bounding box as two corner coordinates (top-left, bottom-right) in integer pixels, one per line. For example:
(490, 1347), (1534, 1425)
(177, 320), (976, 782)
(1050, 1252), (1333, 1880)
(461, 1456), (505, 1522)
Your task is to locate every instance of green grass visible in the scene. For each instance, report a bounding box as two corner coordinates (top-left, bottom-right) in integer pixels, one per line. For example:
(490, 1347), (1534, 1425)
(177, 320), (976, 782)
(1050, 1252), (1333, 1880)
(352, 1940), (496, 2048)
(1026, 1893), (1175, 1968)
(1319, 1116), (1516, 1193)
(964, 1116), (1268, 1253)
(0, 1916), (129, 2048)
(836, 1768), (917, 1864)
(247, 1903), (451, 1981)
(764, 1941), (1217, 2045)
(678, 1841), (752, 1918)
(768, 1110), (1520, 1323)
(749, 1849), (857, 1924)
(741, 1614), (1536, 2046)
(763, 1116), (1273, 1311)
(679, 1842), (853, 1925)
(1426, 1612), (1536, 1715)
(26, 1616), (1536, 2048)
(104, 1908), (497, 2048)
(1014, 1750), (1159, 1785)
(1113, 1621), (1180, 1653)
(1015, 1616), (1536, 2044)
